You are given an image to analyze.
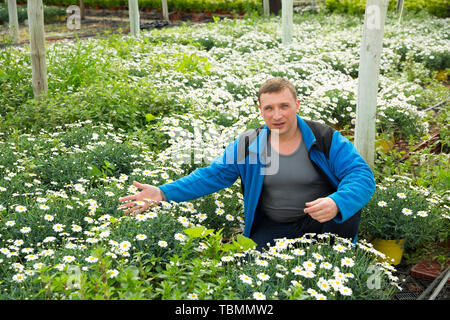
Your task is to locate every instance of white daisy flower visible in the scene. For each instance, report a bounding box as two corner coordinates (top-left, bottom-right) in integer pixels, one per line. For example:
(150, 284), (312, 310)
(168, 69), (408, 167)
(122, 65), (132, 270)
(255, 259), (269, 267)
(417, 211), (428, 217)
(320, 262), (333, 270)
(377, 201), (387, 207)
(291, 266), (303, 275)
(257, 273), (270, 281)
(106, 269), (119, 278)
(221, 256), (234, 262)
(300, 270), (316, 278)
(312, 252), (324, 261)
(252, 292), (266, 300)
(63, 256), (76, 263)
(339, 286), (353, 296)
(402, 208), (413, 216)
(24, 254), (38, 261)
(72, 225), (82, 232)
(52, 224), (65, 232)
(12, 274), (26, 282)
(119, 241), (131, 251)
(341, 257), (355, 267)
(239, 274), (253, 285)
(187, 293), (199, 300)
(315, 294), (327, 300)
(292, 248), (305, 256)
(85, 256), (98, 263)
(20, 227), (31, 234)
(135, 234), (147, 241)
(303, 261), (316, 271)
(174, 233), (186, 242)
(5, 220), (15, 227)
(158, 240), (168, 248)
(317, 278), (331, 292)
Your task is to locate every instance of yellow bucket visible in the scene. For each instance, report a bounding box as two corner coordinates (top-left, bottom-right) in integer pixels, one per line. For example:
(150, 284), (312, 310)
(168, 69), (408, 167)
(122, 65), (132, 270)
(371, 238), (405, 265)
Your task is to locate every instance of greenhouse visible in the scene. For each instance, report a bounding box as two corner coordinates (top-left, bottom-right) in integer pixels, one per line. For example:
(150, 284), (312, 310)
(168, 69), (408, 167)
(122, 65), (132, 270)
(0, 0), (448, 304)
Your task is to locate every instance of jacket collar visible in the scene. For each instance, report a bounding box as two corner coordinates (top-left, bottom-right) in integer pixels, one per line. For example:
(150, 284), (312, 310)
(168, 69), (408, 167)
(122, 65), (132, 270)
(248, 115), (317, 154)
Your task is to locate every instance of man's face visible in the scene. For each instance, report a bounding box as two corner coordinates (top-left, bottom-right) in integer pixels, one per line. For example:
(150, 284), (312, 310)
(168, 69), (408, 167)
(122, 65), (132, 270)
(259, 88), (300, 136)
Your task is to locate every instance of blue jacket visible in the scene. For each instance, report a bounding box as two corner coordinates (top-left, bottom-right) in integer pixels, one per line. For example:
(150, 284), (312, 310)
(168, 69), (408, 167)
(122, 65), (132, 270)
(159, 115), (376, 239)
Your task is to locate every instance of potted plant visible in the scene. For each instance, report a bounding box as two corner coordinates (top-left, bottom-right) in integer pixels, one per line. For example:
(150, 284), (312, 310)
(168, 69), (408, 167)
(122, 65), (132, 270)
(360, 176), (444, 265)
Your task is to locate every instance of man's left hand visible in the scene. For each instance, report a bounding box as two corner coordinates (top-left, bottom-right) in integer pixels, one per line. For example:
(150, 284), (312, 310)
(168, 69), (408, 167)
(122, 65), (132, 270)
(304, 197), (339, 223)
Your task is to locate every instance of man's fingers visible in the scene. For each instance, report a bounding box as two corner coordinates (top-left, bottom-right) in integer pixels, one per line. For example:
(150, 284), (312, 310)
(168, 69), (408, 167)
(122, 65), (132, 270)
(123, 204), (147, 215)
(118, 201), (135, 210)
(119, 199), (156, 215)
(133, 181), (145, 189)
(304, 201), (325, 213)
(118, 195), (136, 203)
(305, 198), (323, 207)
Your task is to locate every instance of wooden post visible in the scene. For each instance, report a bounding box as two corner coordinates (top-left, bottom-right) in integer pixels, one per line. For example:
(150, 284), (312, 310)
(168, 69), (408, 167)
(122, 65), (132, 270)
(128, 0), (140, 36)
(27, 0), (48, 97)
(269, 0), (282, 15)
(162, 0), (169, 21)
(263, 0), (270, 16)
(80, 0), (85, 20)
(7, 0), (19, 43)
(354, 0), (389, 167)
(281, 0), (293, 45)
(396, 0), (405, 24)
(396, 0), (404, 13)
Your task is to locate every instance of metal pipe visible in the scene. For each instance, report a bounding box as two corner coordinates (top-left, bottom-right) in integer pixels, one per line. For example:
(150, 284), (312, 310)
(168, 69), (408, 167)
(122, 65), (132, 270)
(423, 99), (448, 113)
(417, 266), (450, 300)
(429, 267), (450, 300)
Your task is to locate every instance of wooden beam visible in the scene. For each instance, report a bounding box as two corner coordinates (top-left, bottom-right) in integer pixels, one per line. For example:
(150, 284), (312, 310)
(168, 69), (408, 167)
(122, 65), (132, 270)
(128, 0), (140, 36)
(162, 0), (169, 21)
(396, 0), (404, 13)
(397, 0), (405, 24)
(7, 0), (19, 43)
(263, 0), (270, 16)
(80, 0), (85, 20)
(354, 0), (389, 167)
(27, 0), (48, 97)
(281, 0), (293, 45)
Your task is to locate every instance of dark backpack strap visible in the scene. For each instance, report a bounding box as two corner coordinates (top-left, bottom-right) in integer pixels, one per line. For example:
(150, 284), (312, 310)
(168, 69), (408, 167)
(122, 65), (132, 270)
(239, 125), (265, 195)
(303, 119), (335, 160)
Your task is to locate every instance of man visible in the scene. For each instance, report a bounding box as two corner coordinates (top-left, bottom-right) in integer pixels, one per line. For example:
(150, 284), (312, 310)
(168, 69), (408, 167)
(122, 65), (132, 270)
(118, 78), (376, 250)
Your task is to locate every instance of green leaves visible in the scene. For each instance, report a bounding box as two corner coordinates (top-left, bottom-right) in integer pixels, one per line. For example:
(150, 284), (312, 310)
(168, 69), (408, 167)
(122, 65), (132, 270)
(183, 226), (256, 252)
(145, 113), (156, 123)
(222, 234), (257, 252)
(183, 226), (215, 239)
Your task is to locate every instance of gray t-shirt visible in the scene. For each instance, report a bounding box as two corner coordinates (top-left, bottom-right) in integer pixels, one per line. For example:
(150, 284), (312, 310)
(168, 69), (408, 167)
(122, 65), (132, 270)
(260, 139), (335, 223)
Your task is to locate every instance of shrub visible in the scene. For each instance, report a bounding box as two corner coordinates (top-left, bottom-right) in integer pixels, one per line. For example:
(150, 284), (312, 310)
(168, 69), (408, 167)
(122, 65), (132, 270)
(325, 0), (449, 17)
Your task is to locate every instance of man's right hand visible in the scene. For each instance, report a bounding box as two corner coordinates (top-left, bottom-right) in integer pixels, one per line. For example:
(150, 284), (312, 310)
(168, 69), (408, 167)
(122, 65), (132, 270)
(117, 181), (164, 215)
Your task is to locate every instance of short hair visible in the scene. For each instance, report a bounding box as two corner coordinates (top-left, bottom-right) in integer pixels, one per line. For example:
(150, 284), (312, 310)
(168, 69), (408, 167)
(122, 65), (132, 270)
(258, 78), (297, 105)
